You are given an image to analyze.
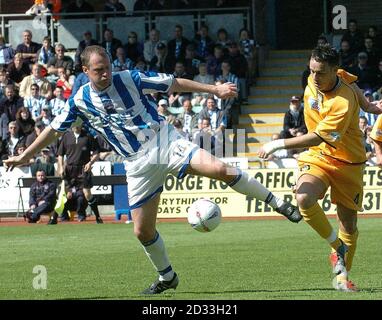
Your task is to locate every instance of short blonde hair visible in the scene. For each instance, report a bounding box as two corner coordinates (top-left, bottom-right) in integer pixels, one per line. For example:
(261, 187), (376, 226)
(81, 45), (108, 68)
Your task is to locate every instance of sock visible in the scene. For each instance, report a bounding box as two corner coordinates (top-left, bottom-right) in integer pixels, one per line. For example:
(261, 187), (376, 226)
(229, 170), (284, 209)
(300, 202), (341, 251)
(88, 196), (100, 218)
(337, 229), (359, 272)
(141, 231), (174, 281)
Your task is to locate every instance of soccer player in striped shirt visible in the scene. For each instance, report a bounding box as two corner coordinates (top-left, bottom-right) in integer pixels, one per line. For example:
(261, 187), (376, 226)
(4, 45), (302, 294)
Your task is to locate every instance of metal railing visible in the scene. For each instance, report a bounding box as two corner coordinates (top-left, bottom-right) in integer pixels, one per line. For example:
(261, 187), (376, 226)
(0, 7), (251, 50)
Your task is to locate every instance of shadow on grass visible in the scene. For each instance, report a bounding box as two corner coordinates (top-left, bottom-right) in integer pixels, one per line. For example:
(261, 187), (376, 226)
(55, 287), (382, 300)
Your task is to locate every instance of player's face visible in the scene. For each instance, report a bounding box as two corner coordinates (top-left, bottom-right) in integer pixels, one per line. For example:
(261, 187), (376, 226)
(309, 58), (337, 92)
(84, 53), (112, 91)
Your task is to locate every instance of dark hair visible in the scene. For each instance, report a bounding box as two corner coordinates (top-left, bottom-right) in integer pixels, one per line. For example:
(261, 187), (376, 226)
(173, 119), (183, 128)
(311, 44), (339, 67)
(81, 45), (108, 68)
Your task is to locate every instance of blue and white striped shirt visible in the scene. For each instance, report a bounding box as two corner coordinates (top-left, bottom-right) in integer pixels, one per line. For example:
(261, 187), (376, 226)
(51, 70), (174, 159)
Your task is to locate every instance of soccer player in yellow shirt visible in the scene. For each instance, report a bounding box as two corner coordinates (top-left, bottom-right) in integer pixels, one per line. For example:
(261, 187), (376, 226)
(370, 114), (382, 166)
(258, 44), (381, 292)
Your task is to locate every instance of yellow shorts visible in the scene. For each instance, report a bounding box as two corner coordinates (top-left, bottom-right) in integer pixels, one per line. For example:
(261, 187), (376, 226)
(297, 151), (365, 211)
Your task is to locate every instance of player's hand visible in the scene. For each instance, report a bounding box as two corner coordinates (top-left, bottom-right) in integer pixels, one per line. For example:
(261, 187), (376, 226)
(375, 99), (382, 113)
(84, 162), (92, 172)
(215, 82), (238, 99)
(258, 139), (286, 159)
(3, 155), (29, 171)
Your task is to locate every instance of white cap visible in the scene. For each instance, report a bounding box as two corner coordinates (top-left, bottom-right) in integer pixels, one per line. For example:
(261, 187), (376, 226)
(158, 99), (168, 106)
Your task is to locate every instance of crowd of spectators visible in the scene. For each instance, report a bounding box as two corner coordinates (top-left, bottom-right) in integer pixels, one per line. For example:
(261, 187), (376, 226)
(0, 7), (258, 166)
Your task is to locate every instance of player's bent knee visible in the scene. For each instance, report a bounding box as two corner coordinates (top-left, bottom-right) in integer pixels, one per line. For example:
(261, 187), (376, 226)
(295, 193), (316, 210)
(134, 227), (156, 243)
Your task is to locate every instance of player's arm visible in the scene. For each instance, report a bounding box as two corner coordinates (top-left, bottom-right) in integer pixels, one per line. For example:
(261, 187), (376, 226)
(3, 126), (63, 169)
(372, 139), (382, 166)
(170, 78), (238, 100)
(258, 132), (322, 158)
(351, 82), (382, 114)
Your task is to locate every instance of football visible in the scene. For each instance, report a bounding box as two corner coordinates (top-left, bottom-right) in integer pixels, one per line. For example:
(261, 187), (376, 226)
(187, 198), (222, 232)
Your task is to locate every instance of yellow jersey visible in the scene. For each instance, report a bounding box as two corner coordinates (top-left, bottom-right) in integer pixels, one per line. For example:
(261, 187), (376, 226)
(304, 72), (366, 164)
(370, 114), (382, 142)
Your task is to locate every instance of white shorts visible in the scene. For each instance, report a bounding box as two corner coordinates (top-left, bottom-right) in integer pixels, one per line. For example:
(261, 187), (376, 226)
(124, 126), (199, 209)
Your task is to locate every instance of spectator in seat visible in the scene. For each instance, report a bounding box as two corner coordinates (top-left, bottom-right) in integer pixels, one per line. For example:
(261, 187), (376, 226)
(112, 47), (134, 72)
(24, 169), (57, 223)
(0, 34), (15, 67)
(0, 68), (14, 100)
(197, 96), (226, 157)
(102, 28), (123, 62)
(0, 84), (24, 123)
(193, 62), (214, 98)
(359, 115), (370, 138)
(35, 105), (53, 127)
(176, 98), (198, 139)
(206, 44), (225, 78)
(366, 25), (382, 52)
(227, 41), (248, 104)
(23, 83), (49, 120)
(49, 86), (66, 117)
(0, 121), (26, 162)
(104, 0), (126, 17)
(74, 31), (98, 74)
(341, 19), (364, 54)
(15, 29), (41, 67)
(19, 63), (53, 99)
(184, 44), (203, 78)
(47, 43), (74, 79)
(280, 95), (307, 139)
(193, 25), (214, 59)
(338, 39), (356, 71)
(6, 53), (31, 86)
(239, 28), (257, 85)
(349, 52), (377, 90)
(167, 25), (190, 63)
(15, 106), (35, 137)
(143, 28), (161, 64)
(359, 90), (378, 127)
(30, 147), (56, 177)
(26, 121), (46, 148)
(168, 60), (193, 108)
(157, 99), (175, 123)
(124, 31), (144, 64)
(149, 42), (173, 74)
(36, 36), (55, 70)
(56, 67), (73, 100)
(215, 28), (231, 56)
(362, 37), (381, 68)
(215, 60), (240, 100)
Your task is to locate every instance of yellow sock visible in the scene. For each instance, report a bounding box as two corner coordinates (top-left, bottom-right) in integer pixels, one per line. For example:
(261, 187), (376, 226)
(339, 229), (359, 271)
(300, 202), (341, 250)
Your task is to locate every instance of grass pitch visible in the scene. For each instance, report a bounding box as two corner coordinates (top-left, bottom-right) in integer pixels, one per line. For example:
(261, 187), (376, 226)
(0, 217), (381, 300)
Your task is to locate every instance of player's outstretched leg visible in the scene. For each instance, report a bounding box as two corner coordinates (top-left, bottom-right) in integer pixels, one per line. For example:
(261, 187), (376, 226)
(186, 149), (302, 223)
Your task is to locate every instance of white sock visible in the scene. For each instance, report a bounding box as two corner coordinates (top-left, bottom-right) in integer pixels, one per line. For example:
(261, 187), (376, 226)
(141, 231), (174, 281)
(229, 170), (284, 210)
